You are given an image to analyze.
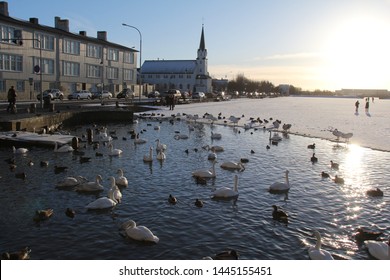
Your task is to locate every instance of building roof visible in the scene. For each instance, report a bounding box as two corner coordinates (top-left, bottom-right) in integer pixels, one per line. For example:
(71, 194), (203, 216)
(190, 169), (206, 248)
(199, 25), (205, 51)
(141, 60), (196, 74)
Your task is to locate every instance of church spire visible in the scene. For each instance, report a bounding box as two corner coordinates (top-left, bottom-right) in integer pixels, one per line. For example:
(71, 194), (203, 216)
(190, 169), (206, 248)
(199, 25), (205, 51)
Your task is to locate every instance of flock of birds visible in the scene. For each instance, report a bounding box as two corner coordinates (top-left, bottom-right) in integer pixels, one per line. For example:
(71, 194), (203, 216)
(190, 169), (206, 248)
(2, 109), (388, 260)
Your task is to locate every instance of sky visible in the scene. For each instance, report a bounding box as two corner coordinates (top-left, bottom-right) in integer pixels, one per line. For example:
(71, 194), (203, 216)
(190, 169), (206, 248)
(6, 0), (390, 91)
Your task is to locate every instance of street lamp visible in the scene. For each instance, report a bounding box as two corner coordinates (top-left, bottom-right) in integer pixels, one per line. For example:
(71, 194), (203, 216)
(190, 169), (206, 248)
(122, 23), (142, 102)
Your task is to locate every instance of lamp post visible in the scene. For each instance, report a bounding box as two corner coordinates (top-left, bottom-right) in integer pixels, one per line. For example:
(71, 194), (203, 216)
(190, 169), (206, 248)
(122, 23), (142, 102)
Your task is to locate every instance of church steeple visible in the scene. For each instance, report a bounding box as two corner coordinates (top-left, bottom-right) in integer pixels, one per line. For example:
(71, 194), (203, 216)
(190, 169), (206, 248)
(199, 25), (205, 51)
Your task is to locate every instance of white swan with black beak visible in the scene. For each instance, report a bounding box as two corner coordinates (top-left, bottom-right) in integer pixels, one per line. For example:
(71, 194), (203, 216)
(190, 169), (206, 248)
(269, 170), (290, 193)
(212, 175), (239, 199)
(308, 230), (334, 260)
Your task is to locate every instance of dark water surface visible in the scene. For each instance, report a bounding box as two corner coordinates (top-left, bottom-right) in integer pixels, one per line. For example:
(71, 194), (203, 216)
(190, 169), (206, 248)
(1, 110), (389, 260)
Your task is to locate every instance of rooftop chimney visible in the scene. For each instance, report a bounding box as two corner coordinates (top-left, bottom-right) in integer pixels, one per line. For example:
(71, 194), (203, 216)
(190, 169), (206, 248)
(54, 16), (69, 32)
(0, 1), (9, 16)
(97, 31), (107, 41)
(29, 17), (39, 24)
(79, 31), (87, 36)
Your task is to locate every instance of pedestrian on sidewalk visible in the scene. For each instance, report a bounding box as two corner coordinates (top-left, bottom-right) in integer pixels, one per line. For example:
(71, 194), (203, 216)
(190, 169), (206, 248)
(7, 86), (17, 113)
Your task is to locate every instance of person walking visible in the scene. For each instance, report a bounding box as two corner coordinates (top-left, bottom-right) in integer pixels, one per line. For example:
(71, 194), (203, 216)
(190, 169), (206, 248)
(365, 100), (370, 113)
(7, 86), (17, 113)
(355, 100), (360, 113)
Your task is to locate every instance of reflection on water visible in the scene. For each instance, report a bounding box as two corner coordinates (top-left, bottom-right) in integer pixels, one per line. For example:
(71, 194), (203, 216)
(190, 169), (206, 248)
(0, 116), (389, 260)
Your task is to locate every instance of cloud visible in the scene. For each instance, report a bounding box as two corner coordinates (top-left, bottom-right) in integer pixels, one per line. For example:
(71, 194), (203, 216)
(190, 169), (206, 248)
(261, 52), (321, 61)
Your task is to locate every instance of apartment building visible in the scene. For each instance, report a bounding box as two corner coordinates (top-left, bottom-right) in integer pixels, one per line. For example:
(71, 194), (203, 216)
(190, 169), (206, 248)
(0, 1), (137, 100)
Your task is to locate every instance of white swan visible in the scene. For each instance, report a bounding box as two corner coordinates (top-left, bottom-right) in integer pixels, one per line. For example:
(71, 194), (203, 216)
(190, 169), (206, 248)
(269, 170), (290, 193)
(143, 147), (153, 162)
(156, 150), (166, 160)
(85, 192), (117, 210)
(192, 161), (217, 178)
(155, 138), (167, 151)
(121, 219), (159, 243)
(56, 176), (88, 188)
(108, 143), (122, 156)
(54, 142), (74, 153)
(220, 161), (245, 171)
(308, 230), (334, 260)
(75, 175), (104, 192)
(364, 238), (390, 260)
(107, 176), (122, 203)
(212, 175), (239, 199)
(116, 169), (128, 188)
(12, 146), (28, 154)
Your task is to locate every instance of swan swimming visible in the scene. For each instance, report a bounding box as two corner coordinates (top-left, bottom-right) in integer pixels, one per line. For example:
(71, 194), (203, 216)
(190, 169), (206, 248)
(143, 147), (153, 162)
(211, 131), (222, 140)
(364, 238), (390, 260)
(156, 150), (166, 160)
(107, 176), (122, 203)
(12, 146), (28, 154)
(192, 161), (217, 178)
(116, 169), (128, 188)
(269, 170), (290, 193)
(212, 175), (239, 199)
(108, 143), (122, 156)
(53, 142), (74, 153)
(220, 161), (245, 171)
(75, 175), (104, 192)
(85, 192), (118, 210)
(56, 175), (88, 188)
(155, 139), (167, 151)
(308, 230), (334, 260)
(121, 219), (159, 243)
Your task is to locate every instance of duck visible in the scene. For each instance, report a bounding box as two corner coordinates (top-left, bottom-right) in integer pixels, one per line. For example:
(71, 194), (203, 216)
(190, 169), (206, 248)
(15, 172), (27, 180)
(1, 247), (31, 260)
(310, 153), (318, 163)
(168, 194), (177, 205)
(220, 161), (245, 171)
(307, 143), (316, 149)
(212, 175), (239, 199)
(308, 230), (334, 260)
(33, 208), (54, 222)
(272, 205), (288, 223)
(53, 142), (74, 153)
(143, 147), (153, 162)
(269, 170), (290, 193)
(207, 151), (217, 160)
(134, 134), (147, 144)
(366, 187), (383, 197)
(192, 161), (217, 179)
(195, 199), (204, 208)
(213, 249), (239, 260)
(54, 165), (68, 174)
(321, 171), (330, 178)
(12, 146), (28, 154)
(364, 238), (390, 260)
(334, 175), (344, 184)
(355, 228), (383, 242)
(75, 175), (104, 192)
(120, 219), (159, 243)
(40, 160), (49, 167)
(108, 143), (122, 156)
(56, 175), (88, 188)
(107, 176), (122, 203)
(330, 160), (339, 169)
(65, 208), (76, 218)
(116, 169), (128, 188)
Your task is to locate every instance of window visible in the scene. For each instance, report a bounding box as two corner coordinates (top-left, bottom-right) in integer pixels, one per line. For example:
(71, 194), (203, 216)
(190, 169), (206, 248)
(87, 64), (102, 78)
(34, 33), (54, 50)
(33, 81), (41, 92)
(156, 74), (160, 79)
(0, 80), (6, 91)
(0, 53), (23, 71)
(0, 24), (15, 43)
(62, 61), (80, 76)
(107, 67), (118, 79)
(108, 48), (119, 61)
(16, 81), (25, 91)
(123, 52), (134, 64)
(124, 69), (134, 81)
(187, 74), (192, 79)
(63, 39), (80, 55)
(33, 57), (54, 74)
(87, 44), (102, 59)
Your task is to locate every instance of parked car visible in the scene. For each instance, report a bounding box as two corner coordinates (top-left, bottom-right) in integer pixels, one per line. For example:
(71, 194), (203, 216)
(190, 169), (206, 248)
(37, 89), (64, 101)
(167, 89), (182, 99)
(92, 90), (113, 99)
(181, 91), (190, 99)
(192, 92), (206, 99)
(68, 90), (92, 100)
(117, 88), (134, 99)
(147, 91), (160, 98)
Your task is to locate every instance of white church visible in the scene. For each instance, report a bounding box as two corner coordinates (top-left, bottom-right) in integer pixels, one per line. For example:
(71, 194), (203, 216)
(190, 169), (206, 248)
(140, 26), (212, 94)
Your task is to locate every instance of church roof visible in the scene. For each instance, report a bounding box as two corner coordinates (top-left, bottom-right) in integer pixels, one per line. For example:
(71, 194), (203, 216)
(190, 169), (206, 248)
(141, 60), (196, 74)
(199, 26), (205, 50)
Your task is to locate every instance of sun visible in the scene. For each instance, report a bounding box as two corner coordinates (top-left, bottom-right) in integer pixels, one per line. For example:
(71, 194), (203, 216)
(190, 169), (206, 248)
(321, 15), (390, 89)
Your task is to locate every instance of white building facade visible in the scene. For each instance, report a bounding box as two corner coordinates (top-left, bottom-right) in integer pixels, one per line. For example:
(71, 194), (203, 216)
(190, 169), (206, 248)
(140, 26), (212, 94)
